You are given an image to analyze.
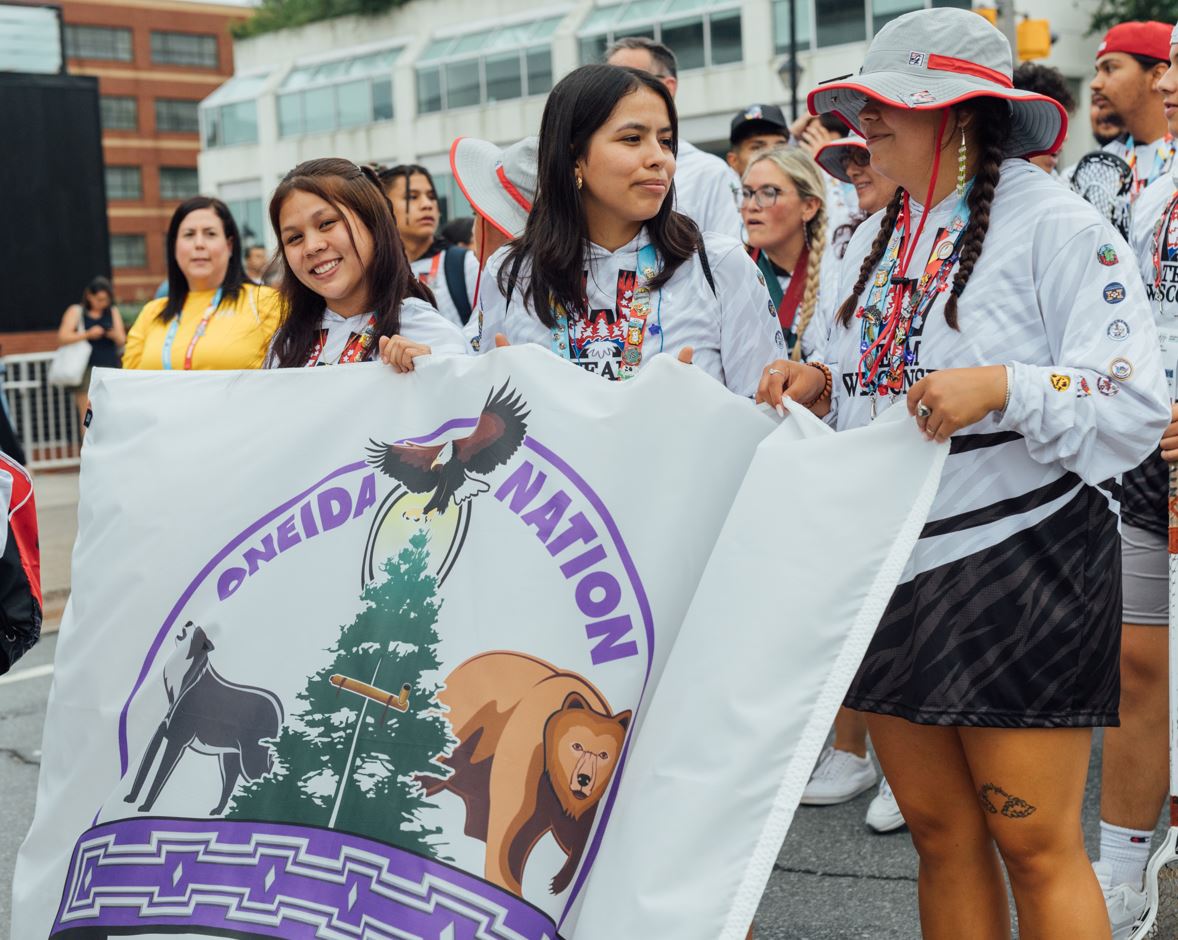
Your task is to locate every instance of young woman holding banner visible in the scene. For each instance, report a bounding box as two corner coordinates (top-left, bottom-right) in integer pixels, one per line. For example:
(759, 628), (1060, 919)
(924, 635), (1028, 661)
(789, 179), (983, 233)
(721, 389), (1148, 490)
(758, 8), (1169, 938)
(265, 159), (467, 371)
(474, 64), (784, 395)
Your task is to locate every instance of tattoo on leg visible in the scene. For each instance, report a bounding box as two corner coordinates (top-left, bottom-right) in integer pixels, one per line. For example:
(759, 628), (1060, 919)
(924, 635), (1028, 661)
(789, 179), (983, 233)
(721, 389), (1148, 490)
(978, 783), (1037, 819)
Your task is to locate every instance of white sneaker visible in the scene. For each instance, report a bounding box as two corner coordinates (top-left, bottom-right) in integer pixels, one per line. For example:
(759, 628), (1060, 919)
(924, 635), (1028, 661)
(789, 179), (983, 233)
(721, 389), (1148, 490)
(864, 776), (906, 832)
(1093, 859), (1149, 940)
(800, 746), (877, 805)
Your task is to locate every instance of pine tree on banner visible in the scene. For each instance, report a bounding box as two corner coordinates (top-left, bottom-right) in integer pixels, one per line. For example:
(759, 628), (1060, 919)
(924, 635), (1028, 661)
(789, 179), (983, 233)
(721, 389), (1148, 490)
(229, 531), (454, 856)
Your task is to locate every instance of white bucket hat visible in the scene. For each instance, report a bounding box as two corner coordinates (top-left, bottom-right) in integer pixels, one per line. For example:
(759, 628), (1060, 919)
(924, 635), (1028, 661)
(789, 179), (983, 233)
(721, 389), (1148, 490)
(449, 136), (537, 240)
(807, 7), (1066, 158)
(816, 136), (869, 183)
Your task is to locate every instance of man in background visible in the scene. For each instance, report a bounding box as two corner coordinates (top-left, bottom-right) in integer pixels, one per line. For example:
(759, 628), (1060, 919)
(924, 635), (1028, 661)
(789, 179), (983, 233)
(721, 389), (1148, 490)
(726, 103), (789, 178)
(605, 37), (743, 239)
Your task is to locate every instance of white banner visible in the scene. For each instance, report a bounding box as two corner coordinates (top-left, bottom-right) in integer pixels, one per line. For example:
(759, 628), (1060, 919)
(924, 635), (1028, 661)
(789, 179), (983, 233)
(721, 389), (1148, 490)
(13, 347), (945, 939)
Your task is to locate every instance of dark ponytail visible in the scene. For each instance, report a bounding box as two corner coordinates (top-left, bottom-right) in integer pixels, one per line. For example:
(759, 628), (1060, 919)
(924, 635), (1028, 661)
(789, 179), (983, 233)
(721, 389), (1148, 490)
(943, 98), (1010, 328)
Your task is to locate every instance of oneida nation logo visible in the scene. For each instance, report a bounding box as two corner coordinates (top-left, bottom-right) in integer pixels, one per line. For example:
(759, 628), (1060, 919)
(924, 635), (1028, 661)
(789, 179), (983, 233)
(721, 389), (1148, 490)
(53, 381), (651, 940)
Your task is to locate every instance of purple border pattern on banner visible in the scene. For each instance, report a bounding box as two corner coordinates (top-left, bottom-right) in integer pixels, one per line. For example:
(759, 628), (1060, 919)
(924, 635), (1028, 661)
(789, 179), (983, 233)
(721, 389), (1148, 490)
(52, 818), (563, 940)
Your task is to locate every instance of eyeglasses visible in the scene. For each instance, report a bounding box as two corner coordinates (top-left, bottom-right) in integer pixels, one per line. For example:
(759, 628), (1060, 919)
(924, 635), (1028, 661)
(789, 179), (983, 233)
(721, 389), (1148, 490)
(839, 150), (872, 171)
(740, 185), (787, 208)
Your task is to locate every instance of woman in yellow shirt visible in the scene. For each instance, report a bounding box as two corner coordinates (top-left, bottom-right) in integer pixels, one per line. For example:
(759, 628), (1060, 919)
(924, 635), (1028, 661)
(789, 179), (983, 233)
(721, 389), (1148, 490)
(123, 197), (282, 370)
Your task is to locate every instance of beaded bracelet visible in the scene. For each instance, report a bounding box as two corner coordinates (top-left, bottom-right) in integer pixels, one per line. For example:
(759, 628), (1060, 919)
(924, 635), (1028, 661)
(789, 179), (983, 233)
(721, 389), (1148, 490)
(808, 362), (833, 403)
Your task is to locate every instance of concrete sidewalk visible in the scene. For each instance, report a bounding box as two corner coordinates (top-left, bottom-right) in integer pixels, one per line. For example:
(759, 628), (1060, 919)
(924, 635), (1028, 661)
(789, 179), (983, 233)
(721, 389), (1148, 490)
(30, 469), (78, 631)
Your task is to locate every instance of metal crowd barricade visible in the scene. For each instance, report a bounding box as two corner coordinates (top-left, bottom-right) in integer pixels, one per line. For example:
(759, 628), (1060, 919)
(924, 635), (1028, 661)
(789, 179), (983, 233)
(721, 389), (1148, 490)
(0, 353), (82, 470)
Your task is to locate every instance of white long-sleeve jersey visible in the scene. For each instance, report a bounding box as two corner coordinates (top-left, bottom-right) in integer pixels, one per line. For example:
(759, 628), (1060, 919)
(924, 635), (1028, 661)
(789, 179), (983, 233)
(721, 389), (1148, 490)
(264, 298), (468, 368)
(1124, 169), (1178, 534)
(673, 141), (743, 239)
(1131, 170), (1178, 382)
(473, 228), (785, 397)
(823, 159), (1169, 582)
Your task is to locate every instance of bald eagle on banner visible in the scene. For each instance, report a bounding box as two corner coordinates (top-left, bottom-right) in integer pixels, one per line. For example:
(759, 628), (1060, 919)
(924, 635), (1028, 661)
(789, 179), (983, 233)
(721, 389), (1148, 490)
(366, 382), (529, 517)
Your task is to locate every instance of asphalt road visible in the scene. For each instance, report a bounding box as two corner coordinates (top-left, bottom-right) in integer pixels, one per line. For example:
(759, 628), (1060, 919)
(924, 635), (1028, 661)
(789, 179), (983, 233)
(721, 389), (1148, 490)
(0, 632), (1167, 940)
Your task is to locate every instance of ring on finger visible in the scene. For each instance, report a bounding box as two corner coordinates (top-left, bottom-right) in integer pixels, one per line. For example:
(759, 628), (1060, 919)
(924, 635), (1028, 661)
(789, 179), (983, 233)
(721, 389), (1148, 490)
(916, 401), (932, 418)
(767, 369), (784, 377)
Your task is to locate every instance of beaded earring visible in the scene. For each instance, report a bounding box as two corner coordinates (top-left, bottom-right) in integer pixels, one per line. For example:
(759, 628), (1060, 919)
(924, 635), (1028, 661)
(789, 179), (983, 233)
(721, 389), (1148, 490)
(575, 172), (583, 191)
(957, 128), (967, 198)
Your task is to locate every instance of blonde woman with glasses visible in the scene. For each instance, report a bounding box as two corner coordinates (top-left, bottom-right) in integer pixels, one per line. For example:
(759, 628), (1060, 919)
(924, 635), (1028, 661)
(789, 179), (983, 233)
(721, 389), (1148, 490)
(741, 147), (827, 360)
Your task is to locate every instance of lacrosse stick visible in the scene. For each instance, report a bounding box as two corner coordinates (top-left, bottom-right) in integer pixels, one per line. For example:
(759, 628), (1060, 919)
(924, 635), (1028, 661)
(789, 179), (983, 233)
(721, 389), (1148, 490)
(1129, 446), (1178, 937)
(1071, 151), (1133, 238)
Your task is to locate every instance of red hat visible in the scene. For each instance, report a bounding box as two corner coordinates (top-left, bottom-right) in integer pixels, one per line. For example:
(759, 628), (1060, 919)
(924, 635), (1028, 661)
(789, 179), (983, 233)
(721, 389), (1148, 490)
(1096, 21), (1172, 63)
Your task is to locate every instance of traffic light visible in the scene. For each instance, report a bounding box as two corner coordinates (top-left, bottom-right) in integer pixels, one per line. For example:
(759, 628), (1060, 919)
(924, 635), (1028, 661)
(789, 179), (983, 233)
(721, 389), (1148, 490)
(1017, 18), (1051, 60)
(974, 6), (998, 25)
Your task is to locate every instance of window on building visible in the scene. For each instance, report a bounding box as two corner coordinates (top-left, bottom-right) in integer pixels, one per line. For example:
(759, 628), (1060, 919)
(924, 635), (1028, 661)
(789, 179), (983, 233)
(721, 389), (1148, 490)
(773, 0), (971, 52)
(156, 98), (200, 133)
(111, 234), (147, 268)
(221, 194), (264, 246)
(105, 166), (142, 200)
(432, 171), (474, 224)
(160, 167), (200, 200)
(100, 95), (138, 131)
(150, 31), (218, 68)
(577, 0), (741, 69)
(416, 15), (560, 114)
(277, 46), (400, 138)
(64, 24), (132, 62)
(201, 72), (268, 148)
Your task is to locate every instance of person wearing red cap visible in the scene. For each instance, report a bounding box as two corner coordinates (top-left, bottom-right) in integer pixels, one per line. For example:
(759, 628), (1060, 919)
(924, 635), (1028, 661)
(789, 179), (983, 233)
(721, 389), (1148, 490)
(1091, 21), (1173, 220)
(759, 7), (1170, 938)
(1098, 23), (1178, 938)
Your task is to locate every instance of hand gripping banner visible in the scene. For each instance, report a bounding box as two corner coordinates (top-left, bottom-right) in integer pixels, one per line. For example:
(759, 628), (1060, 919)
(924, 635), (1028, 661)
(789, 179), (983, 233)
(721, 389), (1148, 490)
(12, 347), (945, 939)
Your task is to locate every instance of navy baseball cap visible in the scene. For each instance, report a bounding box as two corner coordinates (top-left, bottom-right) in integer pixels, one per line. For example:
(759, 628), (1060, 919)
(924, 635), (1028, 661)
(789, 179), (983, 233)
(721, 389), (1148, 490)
(730, 104), (789, 145)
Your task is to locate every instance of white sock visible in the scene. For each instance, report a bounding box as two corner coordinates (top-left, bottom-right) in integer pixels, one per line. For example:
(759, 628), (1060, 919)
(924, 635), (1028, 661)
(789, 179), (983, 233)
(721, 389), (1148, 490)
(1099, 820), (1153, 890)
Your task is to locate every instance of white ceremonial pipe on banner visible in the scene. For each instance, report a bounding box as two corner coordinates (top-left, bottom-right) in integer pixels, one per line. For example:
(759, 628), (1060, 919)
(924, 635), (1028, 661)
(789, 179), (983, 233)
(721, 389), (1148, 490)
(573, 404), (947, 938)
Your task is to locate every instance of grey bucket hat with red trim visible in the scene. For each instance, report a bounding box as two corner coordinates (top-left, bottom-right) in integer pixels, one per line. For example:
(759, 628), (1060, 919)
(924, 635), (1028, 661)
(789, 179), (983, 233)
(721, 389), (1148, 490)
(807, 7), (1066, 158)
(450, 136), (537, 241)
(816, 135), (869, 183)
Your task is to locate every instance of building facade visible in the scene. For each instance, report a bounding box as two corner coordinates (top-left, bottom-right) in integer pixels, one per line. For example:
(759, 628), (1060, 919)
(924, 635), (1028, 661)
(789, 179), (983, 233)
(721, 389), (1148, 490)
(50, 0), (250, 303)
(200, 0), (1104, 250)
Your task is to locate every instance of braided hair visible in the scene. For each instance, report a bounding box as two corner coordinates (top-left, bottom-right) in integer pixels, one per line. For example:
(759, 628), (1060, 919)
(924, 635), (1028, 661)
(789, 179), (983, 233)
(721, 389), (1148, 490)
(836, 97), (1012, 330)
(743, 146), (827, 359)
(793, 210), (827, 361)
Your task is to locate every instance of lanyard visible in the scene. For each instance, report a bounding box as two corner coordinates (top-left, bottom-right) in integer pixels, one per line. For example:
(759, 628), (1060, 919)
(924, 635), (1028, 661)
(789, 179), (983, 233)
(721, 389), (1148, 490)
(418, 252), (443, 287)
(550, 243), (660, 381)
(857, 189), (971, 403)
(751, 246), (809, 355)
(162, 287), (222, 370)
(304, 315), (377, 367)
(1126, 134), (1176, 196)
(1152, 190), (1178, 289)
(751, 248), (785, 310)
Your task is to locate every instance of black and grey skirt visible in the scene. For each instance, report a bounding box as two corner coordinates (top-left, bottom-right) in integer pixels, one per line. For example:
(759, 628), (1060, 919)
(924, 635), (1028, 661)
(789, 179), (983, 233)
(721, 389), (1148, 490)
(844, 478), (1123, 728)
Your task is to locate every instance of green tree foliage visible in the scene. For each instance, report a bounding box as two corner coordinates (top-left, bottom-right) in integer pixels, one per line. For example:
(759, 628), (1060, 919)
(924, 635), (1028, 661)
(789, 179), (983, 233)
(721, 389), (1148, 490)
(229, 531), (455, 858)
(233, 0), (409, 39)
(1089, 0), (1178, 35)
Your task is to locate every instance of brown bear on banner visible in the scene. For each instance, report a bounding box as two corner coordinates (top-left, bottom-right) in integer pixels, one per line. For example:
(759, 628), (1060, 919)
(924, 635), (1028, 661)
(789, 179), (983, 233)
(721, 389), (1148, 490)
(421, 651), (632, 896)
